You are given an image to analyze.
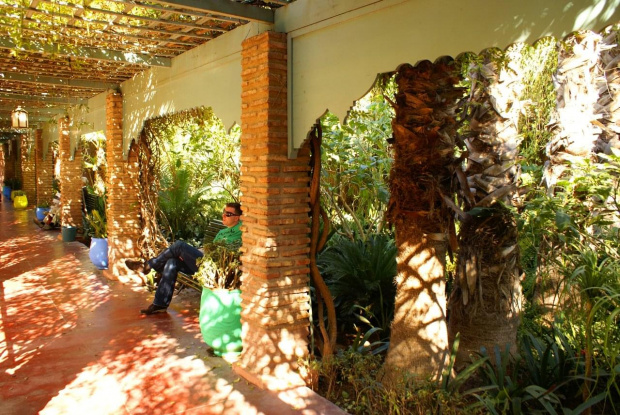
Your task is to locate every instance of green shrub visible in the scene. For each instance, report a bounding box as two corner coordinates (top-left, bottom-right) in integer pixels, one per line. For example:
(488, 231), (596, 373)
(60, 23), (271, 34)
(158, 166), (209, 243)
(318, 233), (397, 334)
(85, 210), (107, 238)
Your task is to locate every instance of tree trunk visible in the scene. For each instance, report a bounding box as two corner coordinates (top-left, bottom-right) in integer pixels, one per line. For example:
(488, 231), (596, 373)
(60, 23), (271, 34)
(448, 51), (524, 365)
(544, 32), (605, 192)
(385, 59), (462, 379)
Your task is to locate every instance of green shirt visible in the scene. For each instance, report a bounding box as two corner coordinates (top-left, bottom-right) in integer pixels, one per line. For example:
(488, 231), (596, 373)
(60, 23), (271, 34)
(213, 221), (242, 244)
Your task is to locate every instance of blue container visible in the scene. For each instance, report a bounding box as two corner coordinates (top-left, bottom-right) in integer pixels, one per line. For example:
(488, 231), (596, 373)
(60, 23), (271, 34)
(2, 186), (11, 199)
(199, 288), (242, 357)
(89, 237), (109, 269)
(35, 207), (50, 221)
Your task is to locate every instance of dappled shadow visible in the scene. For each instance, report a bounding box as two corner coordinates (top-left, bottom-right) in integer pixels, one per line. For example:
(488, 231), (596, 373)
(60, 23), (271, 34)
(0, 203), (339, 414)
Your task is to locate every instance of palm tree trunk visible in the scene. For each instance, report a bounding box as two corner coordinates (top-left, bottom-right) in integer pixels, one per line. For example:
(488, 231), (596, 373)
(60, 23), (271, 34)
(385, 59), (462, 379)
(544, 32), (605, 192)
(448, 51), (524, 365)
(596, 28), (620, 154)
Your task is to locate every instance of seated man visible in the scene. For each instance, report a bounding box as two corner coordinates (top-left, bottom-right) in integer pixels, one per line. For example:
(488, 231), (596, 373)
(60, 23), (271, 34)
(134, 202), (243, 315)
(34, 192), (61, 230)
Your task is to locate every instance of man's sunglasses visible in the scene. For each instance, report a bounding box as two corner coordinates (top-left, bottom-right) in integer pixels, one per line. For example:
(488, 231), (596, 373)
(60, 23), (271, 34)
(223, 211), (240, 217)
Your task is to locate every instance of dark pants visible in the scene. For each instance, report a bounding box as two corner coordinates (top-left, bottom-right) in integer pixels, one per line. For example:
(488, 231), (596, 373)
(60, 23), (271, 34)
(148, 240), (203, 307)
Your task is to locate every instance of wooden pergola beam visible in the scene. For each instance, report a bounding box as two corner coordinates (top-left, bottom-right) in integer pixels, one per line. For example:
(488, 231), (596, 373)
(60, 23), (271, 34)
(0, 71), (118, 90)
(0, 38), (171, 67)
(151, 0), (274, 23)
(0, 93), (88, 106)
(0, 105), (67, 114)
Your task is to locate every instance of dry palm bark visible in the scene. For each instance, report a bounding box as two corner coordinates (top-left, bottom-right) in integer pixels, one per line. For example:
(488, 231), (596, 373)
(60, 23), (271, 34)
(447, 50), (524, 365)
(596, 27), (620, 154)
(544, 31), (606, 192)
(384, 58), (462, 379)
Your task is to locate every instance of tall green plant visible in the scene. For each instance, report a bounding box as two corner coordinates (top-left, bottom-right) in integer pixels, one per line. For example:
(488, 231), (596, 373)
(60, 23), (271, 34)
(81, 131), (107, 198)
(85, 210), (107, 238)
(158, 165), (209, 242)
(152, 107), (241, 217)
(320, 81), (395, 241)
(317, 233), (397, 333)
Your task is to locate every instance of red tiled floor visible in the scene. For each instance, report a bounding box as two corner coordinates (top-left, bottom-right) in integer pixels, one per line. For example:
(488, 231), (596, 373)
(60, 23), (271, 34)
(0, 200), (346, 415)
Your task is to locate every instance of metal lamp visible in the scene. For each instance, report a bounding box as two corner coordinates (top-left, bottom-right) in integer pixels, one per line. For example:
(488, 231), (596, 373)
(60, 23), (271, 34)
(11, 106), (28, 128)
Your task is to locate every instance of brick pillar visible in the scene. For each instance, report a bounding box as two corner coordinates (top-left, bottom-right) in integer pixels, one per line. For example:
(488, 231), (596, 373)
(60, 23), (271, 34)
(35, 129), (54, 205)
(233, 31), (312, 391)
(0, 143), (5, 194)
(13, 139), (22, 187)
(104, 91), (142, 283)
(3, 142), (16, 185)
(59, 117), (83, 227)
(20, 133), (36, 206)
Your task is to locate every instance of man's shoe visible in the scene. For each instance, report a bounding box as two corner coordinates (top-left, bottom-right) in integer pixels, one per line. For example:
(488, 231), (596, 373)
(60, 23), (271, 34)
(140, 304), (167, 315)
(126, 260), (145, 273)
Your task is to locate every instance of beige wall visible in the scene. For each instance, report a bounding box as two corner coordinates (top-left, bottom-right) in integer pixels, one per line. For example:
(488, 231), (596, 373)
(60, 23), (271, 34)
(71, 0), (620, 158)
(278, 0), (620, 155)
(119, 22), (272, 156)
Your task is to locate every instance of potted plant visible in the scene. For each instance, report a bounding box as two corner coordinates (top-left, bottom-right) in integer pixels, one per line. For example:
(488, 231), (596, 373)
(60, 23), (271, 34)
(12, 190), (28, 209)
(194, 240), (243, 357)
(4, 178), (21, 200)
(35, 200), (51, 221)
(85, 210), (108, 269)
(2, 178), (12, 199)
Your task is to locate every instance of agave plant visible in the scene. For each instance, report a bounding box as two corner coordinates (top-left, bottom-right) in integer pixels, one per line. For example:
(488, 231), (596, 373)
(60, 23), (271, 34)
(317, 233), (397, 333)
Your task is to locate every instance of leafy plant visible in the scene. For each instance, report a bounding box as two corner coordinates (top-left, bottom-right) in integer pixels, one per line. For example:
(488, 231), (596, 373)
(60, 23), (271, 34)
(466, 344), (564, 414)
(320, 80), (395, 241)
(158, 165), (209, 243)
(318, 233), (397, 333)
(194, 240), (242, 290)
(81, 131), (107, 198)
(85, 210), (107, 238)
(37, 200), (51, 208)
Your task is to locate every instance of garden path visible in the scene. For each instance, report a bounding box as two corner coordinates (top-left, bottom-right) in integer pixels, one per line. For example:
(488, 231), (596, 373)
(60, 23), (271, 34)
(0, 199), (344, 415)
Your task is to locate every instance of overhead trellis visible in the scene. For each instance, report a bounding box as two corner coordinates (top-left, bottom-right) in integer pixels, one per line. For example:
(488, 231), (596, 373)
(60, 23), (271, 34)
(0, 0), (295, 122)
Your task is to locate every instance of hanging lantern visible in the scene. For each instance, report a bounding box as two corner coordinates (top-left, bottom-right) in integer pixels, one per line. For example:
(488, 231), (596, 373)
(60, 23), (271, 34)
(11, 106), (28, 129)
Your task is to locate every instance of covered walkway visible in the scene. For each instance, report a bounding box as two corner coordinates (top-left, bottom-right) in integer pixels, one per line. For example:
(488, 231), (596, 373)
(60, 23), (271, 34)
(0, 200), (344, 415)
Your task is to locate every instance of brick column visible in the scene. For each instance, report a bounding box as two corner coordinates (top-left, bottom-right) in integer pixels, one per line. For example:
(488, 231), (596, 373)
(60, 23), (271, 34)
(3, 142), (16, 185)
(59, 117), (83, 227)
(35, 129), (54, 205)
(0, 143), (5, 194)
(20, 133), (36, 205)
(104, 91), (142, 283)
(233, 31), (312, 391)
(13, 139), (22, 187)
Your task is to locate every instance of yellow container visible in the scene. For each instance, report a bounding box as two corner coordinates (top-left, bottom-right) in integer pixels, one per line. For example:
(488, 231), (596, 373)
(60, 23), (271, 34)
(13, 195), (28, 209)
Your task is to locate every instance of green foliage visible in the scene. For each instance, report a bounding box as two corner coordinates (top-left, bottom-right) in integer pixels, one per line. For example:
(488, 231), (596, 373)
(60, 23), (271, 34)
(466, 343), (567, 414)
(81, 131), (107, 198)
(158, 165), (209, 243)
(194, 240), (242, 290)
(148, 107), (241, 242)
(320, 81), (395, 240)
(85, 210), (107, 238)
(460, 320), (620, 414)
(516, 38), (559, 167)
(37, 200), (51, 208)
(518, 152), (620, 303)
(311, 343), (478, 415)
(317, 233), (397, 334)
(586, 288), (620, 413)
